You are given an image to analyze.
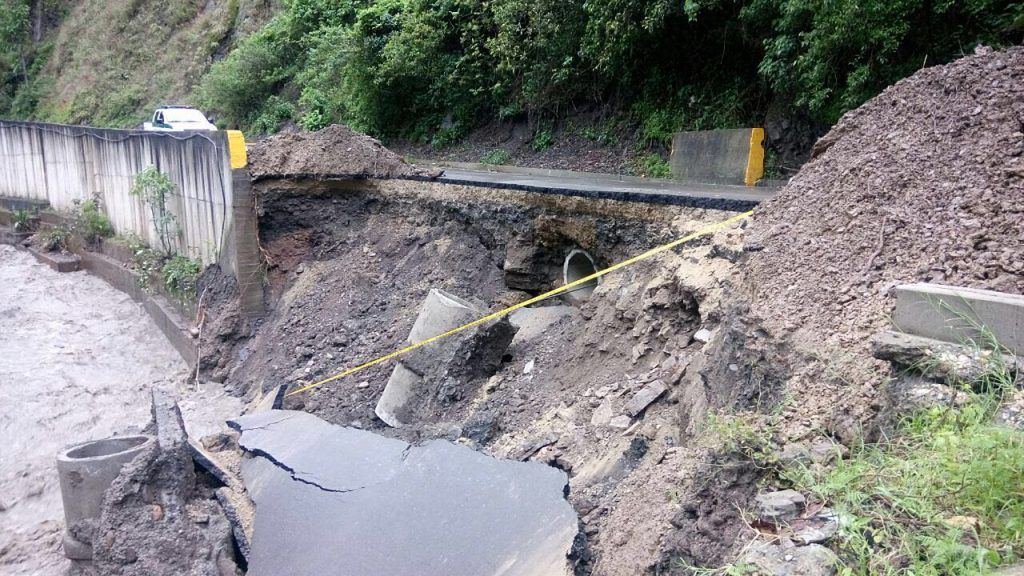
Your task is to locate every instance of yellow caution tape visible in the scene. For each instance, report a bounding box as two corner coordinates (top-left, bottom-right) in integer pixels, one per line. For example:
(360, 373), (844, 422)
(287, 209), (754, 397)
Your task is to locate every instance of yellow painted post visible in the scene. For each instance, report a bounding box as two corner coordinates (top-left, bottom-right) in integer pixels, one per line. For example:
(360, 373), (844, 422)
(226, 130), (247, 169)
(744, 127), (765, 186)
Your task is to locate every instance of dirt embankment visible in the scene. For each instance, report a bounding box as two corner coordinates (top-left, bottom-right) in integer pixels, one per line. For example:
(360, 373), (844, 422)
(248, 124), (436, 180)
(199, 166), (759, 574)
(735, 45), (1024, 442)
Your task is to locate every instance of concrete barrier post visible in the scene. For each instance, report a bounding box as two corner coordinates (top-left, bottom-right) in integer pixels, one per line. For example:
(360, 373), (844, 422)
(231, 168), (265, 318)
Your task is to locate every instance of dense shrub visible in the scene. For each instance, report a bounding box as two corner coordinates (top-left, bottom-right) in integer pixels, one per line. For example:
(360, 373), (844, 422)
(191, 0), (1024, 137)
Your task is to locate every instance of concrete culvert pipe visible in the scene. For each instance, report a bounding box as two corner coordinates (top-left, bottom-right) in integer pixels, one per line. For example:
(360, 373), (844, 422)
(563, 249), (601, 304)
(56, 435), (154, 559)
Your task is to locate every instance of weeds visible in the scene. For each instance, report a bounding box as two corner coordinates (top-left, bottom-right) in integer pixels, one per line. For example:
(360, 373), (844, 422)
(480, 149), (512, 165)
(531, 128), (555, 151)
(123, 234), (162, 290)
(704, 412), (778, 471)
(73, 198), (114, 244)
(162, 254), (201, 303)
(129, 166), (178, 257)
(43, 224), (71, 252)
(782, 355), (1023, 576)
(631, 153), (672, 179)
(12, 208), (36, 232)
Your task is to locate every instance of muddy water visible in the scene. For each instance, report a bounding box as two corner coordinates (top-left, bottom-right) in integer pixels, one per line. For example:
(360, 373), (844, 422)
(0, 245), (240, 575)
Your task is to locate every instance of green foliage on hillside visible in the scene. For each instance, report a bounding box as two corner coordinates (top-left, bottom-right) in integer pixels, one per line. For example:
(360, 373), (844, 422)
(197, 0), (1022, 141)
(3, 0), (1022, 141)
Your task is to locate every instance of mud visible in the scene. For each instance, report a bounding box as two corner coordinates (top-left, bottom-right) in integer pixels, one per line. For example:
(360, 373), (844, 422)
(247, 123), (436, 181)
(735, 45), (1024, 442)
(201, 171), (765, 574)
(0, 245), (241, 575)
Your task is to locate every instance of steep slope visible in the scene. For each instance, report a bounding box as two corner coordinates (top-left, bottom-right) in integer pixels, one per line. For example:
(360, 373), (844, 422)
(7, 0), (275, 127)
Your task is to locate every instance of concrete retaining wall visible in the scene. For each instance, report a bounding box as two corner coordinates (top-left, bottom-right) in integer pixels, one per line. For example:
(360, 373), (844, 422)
(670, 128), (765, 186)
(894, 283), (1024, 355)
(0, 120), (233, 267)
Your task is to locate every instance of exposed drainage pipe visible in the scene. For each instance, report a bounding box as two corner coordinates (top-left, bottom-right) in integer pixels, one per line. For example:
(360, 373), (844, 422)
(562, 249), (601, 304)
(375, 289), (480, 427)
(56, 435), (155, 559)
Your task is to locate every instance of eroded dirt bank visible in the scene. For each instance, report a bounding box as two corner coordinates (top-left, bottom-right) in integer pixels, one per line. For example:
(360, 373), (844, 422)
(190, 45), (1024, 575)
(198, 172), (769, 574)
(0, 245), (241, 575)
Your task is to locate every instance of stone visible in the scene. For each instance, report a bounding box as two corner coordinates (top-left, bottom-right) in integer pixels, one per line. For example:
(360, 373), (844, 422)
(755, 490), (806, 525)
(739, 542), (837, 576)
(887, 375), (970, 415)
(995, 391), (1024, 430)
(792, 509), (839, 545)
(590, 400), (614, 427)
(693, 328), (713, 344)
(609, 415), (632, 430)
(623, 379), (668, 417)
(872, 330), (1023, 387)
(524, 359), (535, 374)
(991, 562), (1024, 576)
(229, 410), (579, 576)
(777, 443), (812, 467)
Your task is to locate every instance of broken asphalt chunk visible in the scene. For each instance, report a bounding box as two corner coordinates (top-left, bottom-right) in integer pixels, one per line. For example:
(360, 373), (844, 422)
(228, 410), (581, 576)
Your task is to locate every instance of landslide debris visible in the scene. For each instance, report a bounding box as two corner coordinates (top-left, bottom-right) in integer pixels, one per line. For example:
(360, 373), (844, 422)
(247, 124), (436, 180)
(739, 45), (1024, 440)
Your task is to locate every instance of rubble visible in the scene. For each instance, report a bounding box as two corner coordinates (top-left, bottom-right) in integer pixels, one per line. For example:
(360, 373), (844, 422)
(623, 379), (667, 417)
(738, 542), (837, 576)
(754, 490), (807, 525)
(80, 391), (240, 576)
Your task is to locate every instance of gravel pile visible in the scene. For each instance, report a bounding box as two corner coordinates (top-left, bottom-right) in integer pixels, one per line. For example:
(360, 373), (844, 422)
(248, 124), (435, 180)
(741, 45), (1024, 436)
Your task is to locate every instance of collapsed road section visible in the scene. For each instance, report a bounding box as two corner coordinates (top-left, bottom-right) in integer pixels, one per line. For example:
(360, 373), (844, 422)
(228, 410), (581, 576)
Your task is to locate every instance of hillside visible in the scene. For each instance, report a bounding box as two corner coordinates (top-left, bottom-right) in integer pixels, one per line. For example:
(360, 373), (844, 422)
(1, 0), (1021, 173)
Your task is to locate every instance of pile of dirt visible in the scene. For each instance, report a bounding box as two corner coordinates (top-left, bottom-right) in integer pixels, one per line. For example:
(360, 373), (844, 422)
(248, 124), (437, 180)
(741, 45), (1024, 439)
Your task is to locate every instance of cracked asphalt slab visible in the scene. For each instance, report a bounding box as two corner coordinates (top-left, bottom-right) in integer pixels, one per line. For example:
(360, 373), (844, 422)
(229, 410), (581, 576)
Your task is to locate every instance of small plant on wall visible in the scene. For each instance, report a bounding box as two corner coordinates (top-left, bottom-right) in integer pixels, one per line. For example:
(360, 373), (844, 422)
(72, 197), (114, 245)
(13, 209), (37, 233)
(162, 254), (201, 303)
(129, 166), (179, 257)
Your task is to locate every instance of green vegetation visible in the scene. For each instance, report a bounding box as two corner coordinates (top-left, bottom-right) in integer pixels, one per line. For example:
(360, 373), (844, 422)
(162, 254), (201, 303)
(530, 128), (555, 152)
(631, 153), (672, 179)
(122, 233), (162, 288)
(2, 0), (1022, 148)
(129, 166), (178, 257)
(785, 367), (1022, 575)
(73, 198), (113, 244)
(193, 0), (1022, 142)
(12, 208), (36, 232)
(42, 222), (70, 252)
(480, 148), (511, 165)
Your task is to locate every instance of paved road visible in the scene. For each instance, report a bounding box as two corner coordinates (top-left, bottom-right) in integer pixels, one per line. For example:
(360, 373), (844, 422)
(429, 166), (779, 211)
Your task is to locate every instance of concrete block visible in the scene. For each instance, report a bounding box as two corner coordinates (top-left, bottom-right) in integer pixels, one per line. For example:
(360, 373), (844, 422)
(624, 379), (668, 417)
(670, 128), (764, 186)
(893, 283), (1024, 355)
(27, 246), (80, 272)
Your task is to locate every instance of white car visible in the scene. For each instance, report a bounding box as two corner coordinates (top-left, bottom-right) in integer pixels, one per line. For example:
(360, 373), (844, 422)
(143, 106), (218, 131)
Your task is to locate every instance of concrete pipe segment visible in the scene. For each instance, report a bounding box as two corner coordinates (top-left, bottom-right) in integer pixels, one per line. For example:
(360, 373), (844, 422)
(56, 434), (154, 559)
(563, 249), (601, 304)
(375, 289), (480, 427)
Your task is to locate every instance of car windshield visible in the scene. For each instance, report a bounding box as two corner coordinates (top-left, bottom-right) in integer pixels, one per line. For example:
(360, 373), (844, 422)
(162, 109), (208, 123)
